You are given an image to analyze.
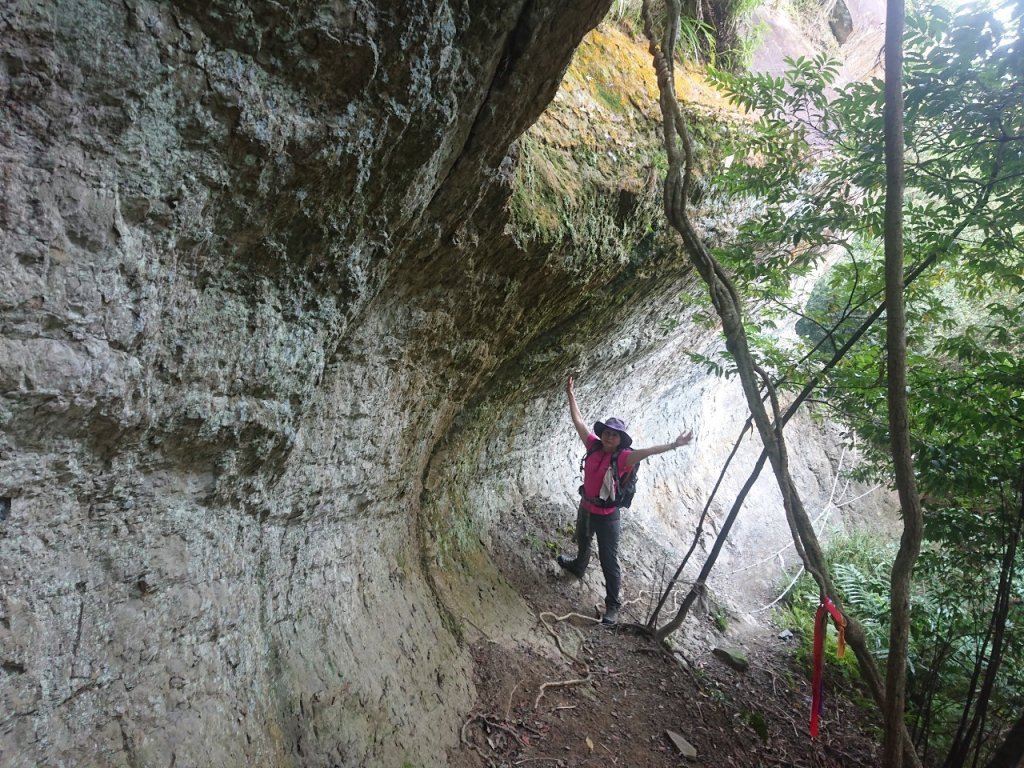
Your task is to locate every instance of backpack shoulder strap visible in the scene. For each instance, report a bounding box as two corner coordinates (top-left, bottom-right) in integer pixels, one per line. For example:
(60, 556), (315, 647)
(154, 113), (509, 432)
(612, 448), (632, 474)
(580, 440), (602, 472)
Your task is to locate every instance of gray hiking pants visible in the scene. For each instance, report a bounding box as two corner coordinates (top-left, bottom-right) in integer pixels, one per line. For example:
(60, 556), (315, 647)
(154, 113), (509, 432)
(573, 503), (621, 610)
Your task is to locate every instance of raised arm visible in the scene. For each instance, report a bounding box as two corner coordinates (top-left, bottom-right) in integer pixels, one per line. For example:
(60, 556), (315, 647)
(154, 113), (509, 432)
(566, 375), (590, 445)
(625, 429), (693, 468)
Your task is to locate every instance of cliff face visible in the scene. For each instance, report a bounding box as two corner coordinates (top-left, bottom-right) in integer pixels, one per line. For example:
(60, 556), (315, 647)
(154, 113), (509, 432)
(0, 2), (615, 765)
(0, 3), (892, 767)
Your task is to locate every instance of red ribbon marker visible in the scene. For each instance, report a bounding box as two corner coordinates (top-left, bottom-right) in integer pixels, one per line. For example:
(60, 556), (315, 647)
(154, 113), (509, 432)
(810, 595), (847, 737)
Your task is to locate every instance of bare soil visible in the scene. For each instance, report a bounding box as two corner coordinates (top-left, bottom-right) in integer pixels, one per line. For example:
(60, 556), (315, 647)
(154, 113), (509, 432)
(448, 570), (883, 768)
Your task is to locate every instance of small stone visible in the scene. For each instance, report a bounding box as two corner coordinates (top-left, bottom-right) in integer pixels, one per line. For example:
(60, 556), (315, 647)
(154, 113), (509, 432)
(712, 646), (749, 672)
(778, 629), (794, 640)
(665, 730), (698, 759)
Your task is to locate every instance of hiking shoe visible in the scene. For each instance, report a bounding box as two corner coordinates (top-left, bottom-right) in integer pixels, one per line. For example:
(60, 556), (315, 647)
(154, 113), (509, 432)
(601, 606), (619, 625)
(556, 555), (583, 578)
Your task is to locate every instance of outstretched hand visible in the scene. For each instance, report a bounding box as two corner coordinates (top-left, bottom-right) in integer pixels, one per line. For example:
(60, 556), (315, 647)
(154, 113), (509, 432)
(566, 374), (589, 442)
(674, 429), (693, 448)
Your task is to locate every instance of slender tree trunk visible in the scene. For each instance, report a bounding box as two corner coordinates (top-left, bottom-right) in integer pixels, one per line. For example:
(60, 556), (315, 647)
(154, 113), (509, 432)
(647, 417), (752, 631)
(640, 2), (921, 764)
(881, 0), (924, 764)
(951, 473), (1024, 767)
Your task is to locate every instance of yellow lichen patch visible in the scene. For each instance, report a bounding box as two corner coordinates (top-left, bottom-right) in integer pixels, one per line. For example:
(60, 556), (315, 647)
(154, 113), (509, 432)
(530, 22), (752, 179)
(569, 26), (738, 115)
(509, 22), (753, 248)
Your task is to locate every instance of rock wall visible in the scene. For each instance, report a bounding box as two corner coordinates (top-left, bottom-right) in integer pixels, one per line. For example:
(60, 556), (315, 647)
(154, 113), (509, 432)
(0, 2), (893, 766)
(0, 2), (615, 766)
(425, 272), (896, 645)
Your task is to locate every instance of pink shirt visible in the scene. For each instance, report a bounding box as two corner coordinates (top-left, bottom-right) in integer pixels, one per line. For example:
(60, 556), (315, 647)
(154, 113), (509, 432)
(581, 434), (633, 515)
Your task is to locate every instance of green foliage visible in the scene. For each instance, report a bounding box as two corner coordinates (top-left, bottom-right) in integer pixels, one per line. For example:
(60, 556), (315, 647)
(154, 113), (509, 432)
(910, 533), (1024, 750)
(738, 709), (769, 741)
(711, 2), (1024, 761)
(607, 0), (645, 32)
(777, 534), (894, 681)
(608, 0), (765, 69)
(677, 17), (718, 65)
(526, 533), (563, 556)
(705, 0), (1024, 454)
(779, 528), (1024, 749)
(710, 0), (767, 71)
(732, 19), (768, 70)
(508, 130), (664, 274)
(684, 350), (736, 378)
(713, 605), (729, 632)
(658, 315), (681, 335)
(793, 238), (881, 358)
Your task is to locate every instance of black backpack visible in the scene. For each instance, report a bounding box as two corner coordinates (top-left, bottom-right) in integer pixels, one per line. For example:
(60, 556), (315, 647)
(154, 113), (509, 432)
(579, 444), (638, 509)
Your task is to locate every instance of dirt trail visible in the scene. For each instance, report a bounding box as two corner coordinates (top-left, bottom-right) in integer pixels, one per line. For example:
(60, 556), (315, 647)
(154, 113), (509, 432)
(448, 567), (882, 767)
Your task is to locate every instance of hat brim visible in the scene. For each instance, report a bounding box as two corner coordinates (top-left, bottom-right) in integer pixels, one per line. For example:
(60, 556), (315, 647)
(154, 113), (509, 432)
(594, 421), (633, 449)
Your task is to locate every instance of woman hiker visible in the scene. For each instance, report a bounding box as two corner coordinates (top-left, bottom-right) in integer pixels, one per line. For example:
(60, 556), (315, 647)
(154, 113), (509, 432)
(557, 374), (693, 624)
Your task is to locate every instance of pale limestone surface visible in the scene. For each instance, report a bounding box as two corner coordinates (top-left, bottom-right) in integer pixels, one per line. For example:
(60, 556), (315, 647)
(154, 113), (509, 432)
(0, 1), (892, 766)
(1, 1), (610, 765)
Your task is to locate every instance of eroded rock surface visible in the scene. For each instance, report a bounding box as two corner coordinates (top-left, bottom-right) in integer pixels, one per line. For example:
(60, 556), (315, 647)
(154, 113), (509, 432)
(1, 2), (612, 766)
(0, 2), (892, 766)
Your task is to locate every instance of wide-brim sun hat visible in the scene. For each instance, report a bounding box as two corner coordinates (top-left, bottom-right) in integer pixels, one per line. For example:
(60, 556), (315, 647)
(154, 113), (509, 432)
(594, 417), (633, 448)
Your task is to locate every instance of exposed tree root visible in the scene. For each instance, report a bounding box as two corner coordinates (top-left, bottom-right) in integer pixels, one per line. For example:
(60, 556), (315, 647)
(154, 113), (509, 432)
(461, 711), (547, 766)
(533, 610), (598, 709)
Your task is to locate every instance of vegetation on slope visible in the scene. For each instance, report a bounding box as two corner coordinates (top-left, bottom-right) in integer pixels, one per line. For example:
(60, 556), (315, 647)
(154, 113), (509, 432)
(699, 2), (1024, 764)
